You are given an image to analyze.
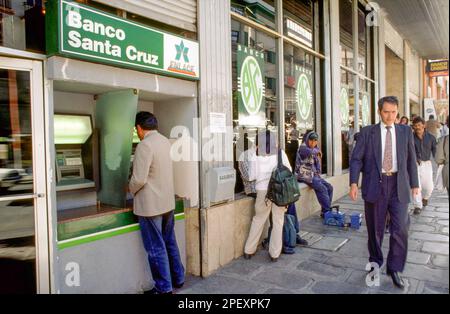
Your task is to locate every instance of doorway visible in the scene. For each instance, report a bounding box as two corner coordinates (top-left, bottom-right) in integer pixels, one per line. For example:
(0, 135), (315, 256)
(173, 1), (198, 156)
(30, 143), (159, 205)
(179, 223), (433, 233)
(0, 57), (50, 293)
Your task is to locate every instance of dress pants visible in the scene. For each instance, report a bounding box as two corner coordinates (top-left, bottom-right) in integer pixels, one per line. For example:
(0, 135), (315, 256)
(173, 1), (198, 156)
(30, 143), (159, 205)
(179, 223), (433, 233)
(244, 190), (286, 259)
(413, 160), (434, 208)
(138, 210), (185, 293)
(364, 174), (410, 272)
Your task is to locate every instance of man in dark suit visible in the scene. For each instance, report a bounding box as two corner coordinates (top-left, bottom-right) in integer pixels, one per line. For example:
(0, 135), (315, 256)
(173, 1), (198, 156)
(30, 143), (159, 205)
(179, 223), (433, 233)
(349, 96), (419, 289)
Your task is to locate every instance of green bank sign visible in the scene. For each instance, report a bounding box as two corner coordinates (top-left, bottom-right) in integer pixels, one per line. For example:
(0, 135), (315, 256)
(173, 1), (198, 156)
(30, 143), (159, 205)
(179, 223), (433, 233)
(46, 0), (199, 80)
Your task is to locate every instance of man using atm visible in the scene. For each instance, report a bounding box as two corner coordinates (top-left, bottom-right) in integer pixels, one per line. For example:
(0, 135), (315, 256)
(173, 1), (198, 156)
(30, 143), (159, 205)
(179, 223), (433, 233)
(129, 111), (185, 294)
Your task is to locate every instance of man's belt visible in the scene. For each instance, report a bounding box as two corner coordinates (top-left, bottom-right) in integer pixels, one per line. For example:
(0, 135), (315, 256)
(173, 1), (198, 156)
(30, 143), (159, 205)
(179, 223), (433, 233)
(382, 172), (397, 177)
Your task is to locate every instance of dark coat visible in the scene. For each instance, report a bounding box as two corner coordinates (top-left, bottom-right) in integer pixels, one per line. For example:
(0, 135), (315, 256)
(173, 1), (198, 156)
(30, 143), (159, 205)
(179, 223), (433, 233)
(349, 123), (419, 204)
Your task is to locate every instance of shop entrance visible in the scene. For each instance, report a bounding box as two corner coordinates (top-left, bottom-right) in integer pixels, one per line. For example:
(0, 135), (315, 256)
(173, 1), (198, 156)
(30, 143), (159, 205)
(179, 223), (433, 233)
(0, 57), (50, 293)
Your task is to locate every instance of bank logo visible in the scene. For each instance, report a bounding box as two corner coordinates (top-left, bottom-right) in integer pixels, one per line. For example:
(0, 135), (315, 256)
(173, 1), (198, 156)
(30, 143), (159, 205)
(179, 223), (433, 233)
(340, 87), (350, 126)
(362, 94), (370, 126)
(175, 40), (189, 63)
(238, 56), (265, 115)
(296, 73), (313, 120)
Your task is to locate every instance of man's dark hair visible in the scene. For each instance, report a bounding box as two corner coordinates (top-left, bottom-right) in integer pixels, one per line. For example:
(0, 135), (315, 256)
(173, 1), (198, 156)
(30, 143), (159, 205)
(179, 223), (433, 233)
(429, 114), (435, 120)
(412, 116), (425, 125)
(378, 96), (399, 111)
(135, 111), (158, 130)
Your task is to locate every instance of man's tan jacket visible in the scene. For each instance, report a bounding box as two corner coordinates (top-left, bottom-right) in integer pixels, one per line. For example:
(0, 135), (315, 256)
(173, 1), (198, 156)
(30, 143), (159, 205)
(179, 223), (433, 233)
(129, 130), (175, 217)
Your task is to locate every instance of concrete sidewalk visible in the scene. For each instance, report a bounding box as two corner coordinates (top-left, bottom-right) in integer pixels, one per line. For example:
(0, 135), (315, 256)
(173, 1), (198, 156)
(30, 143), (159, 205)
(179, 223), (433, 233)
(178, 189), (449, 294)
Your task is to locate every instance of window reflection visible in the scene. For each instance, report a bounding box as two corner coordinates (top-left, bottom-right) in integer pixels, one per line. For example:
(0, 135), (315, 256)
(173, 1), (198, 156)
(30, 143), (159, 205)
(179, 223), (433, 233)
(0, 69), (33, 197)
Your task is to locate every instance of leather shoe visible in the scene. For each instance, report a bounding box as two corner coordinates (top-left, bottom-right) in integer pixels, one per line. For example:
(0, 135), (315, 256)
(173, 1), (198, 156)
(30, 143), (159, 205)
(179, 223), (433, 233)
(144, 287), (173, 294)
(173, 282), (184, 289)
(422, 199), (428, 207)
(413, 207), (422, 215)
(243, 253), (254, 260)
(269, 255), (278, 262)
(387, 270), (405, 289)
(296, 237), (309, 246)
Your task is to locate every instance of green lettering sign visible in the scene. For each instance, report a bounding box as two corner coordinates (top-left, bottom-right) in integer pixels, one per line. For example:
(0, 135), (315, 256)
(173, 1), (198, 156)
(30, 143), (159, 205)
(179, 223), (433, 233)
(236, 44), (266, 127)
(46, 0), (199, 80)
(295, 65), (314, 129)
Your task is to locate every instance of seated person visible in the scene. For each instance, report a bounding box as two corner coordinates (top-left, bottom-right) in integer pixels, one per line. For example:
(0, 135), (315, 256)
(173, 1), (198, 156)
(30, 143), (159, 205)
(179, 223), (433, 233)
(295, 131), (337, 217)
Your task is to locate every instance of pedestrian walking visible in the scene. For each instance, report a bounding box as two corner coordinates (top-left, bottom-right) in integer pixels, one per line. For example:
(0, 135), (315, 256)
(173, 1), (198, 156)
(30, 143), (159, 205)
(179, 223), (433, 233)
(436, 116), (449, 197)
(349, 96), (419, 289)
(129, 111), (185, 294)
(295, 131), (337, 217)
(412, 116), (437, 214)
(244, 130), (291, 262)
(426, 115), (442, 139)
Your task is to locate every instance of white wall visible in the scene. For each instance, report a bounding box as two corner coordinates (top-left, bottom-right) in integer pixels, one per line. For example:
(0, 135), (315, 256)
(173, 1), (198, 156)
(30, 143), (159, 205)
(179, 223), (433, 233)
(53, 91), (95, 119)
(154, 97), (199, 208)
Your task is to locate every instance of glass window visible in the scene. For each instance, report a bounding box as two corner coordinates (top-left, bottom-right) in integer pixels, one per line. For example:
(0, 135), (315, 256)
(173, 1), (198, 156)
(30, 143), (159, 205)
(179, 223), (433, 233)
(283, 0), (313, 49)
(340, 69), (354, 170)
(231, 0), (276, 31)
(231, 19), (278, 193)
(339, 0), (353, 67)
(283, 42), (316, 169)
(360, 80), (374, 128)
(357, 6), (373, 78)
(0, 0), (45, 52)
(0, 69), (33, 197)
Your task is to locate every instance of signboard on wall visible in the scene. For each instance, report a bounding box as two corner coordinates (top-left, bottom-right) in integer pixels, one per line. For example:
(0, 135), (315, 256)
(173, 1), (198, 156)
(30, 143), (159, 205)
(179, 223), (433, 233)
(427, 60), (448, 77)
(295, 65), (314, 130)
(285, 18), (313, 48)
(46, 0), (199, 80)
(340, 87), (350, 131)
(237, 44), (266, 127)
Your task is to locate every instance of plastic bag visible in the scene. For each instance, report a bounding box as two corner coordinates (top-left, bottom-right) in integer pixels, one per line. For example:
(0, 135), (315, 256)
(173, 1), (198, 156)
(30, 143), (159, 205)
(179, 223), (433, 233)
(435, 164), (445, 191)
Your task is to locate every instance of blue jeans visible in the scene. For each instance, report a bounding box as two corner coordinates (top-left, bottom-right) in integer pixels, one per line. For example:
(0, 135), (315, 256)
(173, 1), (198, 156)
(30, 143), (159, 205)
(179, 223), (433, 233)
(308, 176), (333, 213)
(138, 210), (185, 293)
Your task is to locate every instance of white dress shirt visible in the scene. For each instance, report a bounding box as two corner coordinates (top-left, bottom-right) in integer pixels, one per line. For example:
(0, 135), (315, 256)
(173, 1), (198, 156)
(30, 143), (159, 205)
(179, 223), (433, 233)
(380, 122), (398, 173)
(248, 150), (292, 191)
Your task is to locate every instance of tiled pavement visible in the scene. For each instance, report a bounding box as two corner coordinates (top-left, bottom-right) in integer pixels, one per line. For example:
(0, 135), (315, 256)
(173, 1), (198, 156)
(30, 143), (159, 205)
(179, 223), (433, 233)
(178, 189), (449, 294)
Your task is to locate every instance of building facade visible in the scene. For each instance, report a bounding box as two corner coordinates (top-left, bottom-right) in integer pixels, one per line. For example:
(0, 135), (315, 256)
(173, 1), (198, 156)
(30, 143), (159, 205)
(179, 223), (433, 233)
(0, 0), (435, 293)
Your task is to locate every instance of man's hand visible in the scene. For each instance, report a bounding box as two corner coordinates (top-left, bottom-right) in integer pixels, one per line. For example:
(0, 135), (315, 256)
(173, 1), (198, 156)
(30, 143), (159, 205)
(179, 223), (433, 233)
(411, 187), (420, 199)
(349, 183), (358, 201)
(317, 151), (323, 159)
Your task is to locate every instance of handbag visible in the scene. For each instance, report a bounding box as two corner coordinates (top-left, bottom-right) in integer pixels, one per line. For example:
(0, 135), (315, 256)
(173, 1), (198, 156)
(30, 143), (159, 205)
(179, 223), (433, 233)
(298, 155), (314, 184)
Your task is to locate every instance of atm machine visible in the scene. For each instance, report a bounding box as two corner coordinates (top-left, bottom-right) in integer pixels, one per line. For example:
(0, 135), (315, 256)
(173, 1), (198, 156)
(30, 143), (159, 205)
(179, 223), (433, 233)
(54, 114), (97, 191)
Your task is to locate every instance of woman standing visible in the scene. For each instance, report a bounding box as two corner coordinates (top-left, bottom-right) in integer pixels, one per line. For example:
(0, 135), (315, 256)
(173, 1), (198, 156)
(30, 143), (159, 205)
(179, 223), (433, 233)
(244, 130), (292, 262)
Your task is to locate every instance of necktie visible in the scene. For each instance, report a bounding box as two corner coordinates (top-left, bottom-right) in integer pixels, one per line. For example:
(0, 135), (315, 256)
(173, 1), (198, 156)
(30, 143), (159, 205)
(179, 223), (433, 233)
(383, 126), (393, 172)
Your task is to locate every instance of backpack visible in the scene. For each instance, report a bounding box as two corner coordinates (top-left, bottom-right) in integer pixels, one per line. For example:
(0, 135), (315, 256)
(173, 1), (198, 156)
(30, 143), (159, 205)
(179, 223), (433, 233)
(262, 211), (298, 254)
(266, 149), (301, 207)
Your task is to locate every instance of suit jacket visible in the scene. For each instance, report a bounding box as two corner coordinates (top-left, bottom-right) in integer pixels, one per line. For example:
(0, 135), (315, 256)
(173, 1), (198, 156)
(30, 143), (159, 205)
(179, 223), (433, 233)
(349, 123), (419, 204)
(129, 130), (175, 217)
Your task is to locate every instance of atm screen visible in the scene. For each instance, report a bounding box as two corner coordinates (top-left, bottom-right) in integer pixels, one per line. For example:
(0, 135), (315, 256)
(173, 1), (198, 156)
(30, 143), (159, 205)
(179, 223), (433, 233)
(54, 114), (93, 144)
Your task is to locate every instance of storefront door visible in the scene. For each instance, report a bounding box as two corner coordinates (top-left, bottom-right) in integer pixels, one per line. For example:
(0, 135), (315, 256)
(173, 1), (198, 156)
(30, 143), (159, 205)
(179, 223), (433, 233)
(0, 57), (50, 293)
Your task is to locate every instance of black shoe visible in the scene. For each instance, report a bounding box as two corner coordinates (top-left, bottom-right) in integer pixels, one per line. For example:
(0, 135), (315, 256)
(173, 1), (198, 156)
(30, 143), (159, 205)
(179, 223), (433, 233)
(269, 255), (278, 262)
(387, 270), (405, 289)
(422, 199), (428, 207)
(144, 287), (173, 294)
(296, 237), (309, 246)
(173, 282), (184, 289)
(244, 253), (254, 260)
(413, 207), (422, 215)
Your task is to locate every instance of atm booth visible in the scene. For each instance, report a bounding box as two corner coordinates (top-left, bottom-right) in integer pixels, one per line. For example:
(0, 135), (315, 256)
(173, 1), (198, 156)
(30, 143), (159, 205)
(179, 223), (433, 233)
(41, 0), (200, 293)
(48, 58), (199, 294)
